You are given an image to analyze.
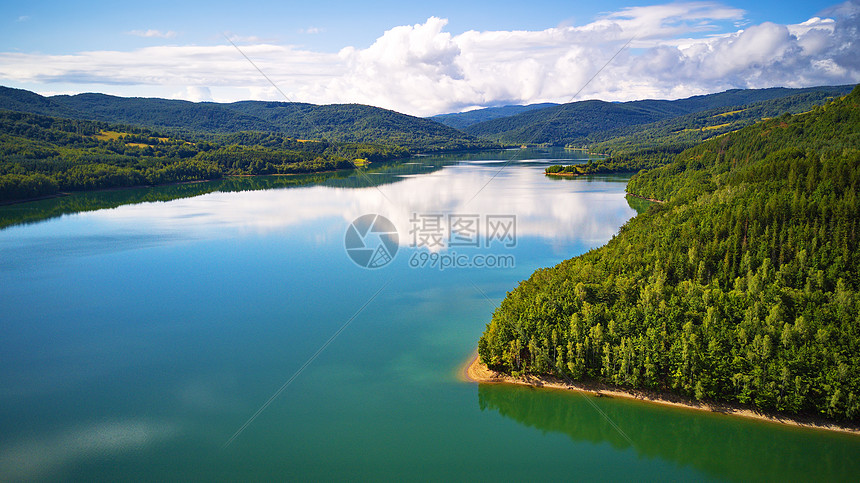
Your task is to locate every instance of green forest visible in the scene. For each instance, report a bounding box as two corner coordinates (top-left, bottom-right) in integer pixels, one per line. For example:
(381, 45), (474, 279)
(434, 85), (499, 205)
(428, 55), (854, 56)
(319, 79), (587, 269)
(0, 110), (408, 202)
(545, 89), (852, 177)
(480, 86), (860, 421)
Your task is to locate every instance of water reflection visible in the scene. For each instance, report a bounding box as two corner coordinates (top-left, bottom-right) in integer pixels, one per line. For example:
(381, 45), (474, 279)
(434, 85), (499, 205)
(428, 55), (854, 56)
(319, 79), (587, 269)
(1, 147), (854, 480)
(0, 148), (595, 230)
(0, 158), (455, 230)
(0, 149), (636, 267)
(478, 384), (860, 482)
(3, 150), (630, 241)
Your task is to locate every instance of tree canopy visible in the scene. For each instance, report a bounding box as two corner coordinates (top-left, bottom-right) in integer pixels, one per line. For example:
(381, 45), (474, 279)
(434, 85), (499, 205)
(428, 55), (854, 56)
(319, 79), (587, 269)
(0, 110), (409, 202)
(480, 85), (860, 422)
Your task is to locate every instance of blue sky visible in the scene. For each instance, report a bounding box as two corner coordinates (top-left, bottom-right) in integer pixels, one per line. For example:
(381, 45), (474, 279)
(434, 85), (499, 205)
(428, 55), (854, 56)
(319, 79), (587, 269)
(1, 0), (858, 115)
(2, 0), (839, 52)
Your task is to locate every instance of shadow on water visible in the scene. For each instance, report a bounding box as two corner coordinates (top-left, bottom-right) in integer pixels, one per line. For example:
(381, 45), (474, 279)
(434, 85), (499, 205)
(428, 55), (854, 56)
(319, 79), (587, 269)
(478, 383), (860, 482)
(624, 194), (657, 215)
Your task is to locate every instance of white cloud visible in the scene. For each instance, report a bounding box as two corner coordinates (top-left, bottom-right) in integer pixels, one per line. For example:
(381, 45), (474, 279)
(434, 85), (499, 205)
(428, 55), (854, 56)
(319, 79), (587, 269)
(2, 1), (859, 116)
(16, 15), (30, 23)
(127, 29), (177, 39)
(601, 2), (745, 39)
(299, 27), (323, 34)
(225, 33), (270, 43)
(173, 85), (213, 102)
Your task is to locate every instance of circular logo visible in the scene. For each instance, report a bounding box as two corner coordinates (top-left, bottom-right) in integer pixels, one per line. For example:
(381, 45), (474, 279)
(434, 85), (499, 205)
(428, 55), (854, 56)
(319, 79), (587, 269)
(344, 214), (399, 268)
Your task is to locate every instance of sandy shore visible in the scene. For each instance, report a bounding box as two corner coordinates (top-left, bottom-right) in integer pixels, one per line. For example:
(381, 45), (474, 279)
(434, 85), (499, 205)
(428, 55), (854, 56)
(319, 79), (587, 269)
(625, 192), (665, 203)
(461, 353), (860, 435)
(545, 171), (583, 178)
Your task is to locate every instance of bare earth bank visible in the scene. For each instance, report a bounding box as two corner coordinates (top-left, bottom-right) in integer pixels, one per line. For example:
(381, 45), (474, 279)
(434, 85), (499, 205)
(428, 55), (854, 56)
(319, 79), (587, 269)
(461, 353), (860, 435)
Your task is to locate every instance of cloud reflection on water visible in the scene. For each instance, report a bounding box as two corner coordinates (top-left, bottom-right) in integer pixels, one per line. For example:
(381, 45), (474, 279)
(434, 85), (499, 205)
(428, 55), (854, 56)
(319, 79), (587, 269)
(83, 163), (635, 250)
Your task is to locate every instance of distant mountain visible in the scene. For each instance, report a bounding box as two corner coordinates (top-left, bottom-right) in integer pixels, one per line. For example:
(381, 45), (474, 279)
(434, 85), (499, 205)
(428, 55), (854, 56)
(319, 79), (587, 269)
(431, 103), (557, 129)
(464, 85), (856, 145)
(0, 86), (86, 119)
(0, 86), (491, 151)
(543, 89), (856, 177)
(590, 88), (857, 155)
(224, 101), (484, 151)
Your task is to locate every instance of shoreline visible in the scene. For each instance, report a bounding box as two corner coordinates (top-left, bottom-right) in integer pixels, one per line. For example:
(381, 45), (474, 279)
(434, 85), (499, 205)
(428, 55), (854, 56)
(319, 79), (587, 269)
(545, 171), (583, 178)
(625, 192), (665, 203)
(545, 170), (640, 179)
(461, 353), (860, 436)
(0, 169), (348, 207)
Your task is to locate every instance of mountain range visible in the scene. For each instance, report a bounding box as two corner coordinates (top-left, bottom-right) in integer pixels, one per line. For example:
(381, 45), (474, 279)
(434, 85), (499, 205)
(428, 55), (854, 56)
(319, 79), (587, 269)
(439, 85), (855, 144)
(431, 103), (557, 130)
(0, 86), (488, 152)
(2, 85), (854, 151)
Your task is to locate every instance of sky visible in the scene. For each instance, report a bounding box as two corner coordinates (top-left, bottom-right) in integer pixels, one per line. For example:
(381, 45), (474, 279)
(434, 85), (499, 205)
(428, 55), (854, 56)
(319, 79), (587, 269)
(1, 0), (858, 116)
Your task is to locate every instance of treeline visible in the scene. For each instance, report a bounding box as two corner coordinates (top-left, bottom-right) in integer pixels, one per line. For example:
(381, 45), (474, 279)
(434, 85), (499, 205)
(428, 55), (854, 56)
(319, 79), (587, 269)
(0, 170), (353, 229)
(545, 148), (677, 176)
(480, 86), (860, 421)
(0, 158), (457, 230)
(0, 111), (408, 202)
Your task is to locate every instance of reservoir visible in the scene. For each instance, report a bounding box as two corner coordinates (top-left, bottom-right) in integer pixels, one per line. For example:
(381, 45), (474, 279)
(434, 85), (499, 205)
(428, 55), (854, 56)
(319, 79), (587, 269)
(1, 149), (857, 480)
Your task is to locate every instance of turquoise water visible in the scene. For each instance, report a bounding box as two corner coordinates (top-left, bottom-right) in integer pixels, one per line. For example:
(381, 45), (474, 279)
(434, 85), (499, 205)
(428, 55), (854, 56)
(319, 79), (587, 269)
(1, 149), (857, 481)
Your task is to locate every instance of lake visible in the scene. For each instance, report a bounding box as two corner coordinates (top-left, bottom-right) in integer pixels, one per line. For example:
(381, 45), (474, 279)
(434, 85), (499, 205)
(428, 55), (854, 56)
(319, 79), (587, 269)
(1, 148), (858, 481)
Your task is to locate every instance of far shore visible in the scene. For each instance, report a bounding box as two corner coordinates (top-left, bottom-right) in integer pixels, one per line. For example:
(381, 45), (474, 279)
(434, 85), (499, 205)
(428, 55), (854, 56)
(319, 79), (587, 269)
(544, 170), (642, 179)
(0, 170), (344, 207)
(545, 171), (583, 177)
(461, 353), (860, 436)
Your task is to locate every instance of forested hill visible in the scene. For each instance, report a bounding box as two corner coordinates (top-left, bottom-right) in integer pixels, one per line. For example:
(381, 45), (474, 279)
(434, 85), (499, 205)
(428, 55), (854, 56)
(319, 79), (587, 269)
(0, 86), (491, 151)
(0, 110), (408, 202)
(479, 86), (860, 421)
(465, 85), (854, 145)
(543, 89), (851, 177)
(224, 101), (483, 150)
(431, 103), (557, 130)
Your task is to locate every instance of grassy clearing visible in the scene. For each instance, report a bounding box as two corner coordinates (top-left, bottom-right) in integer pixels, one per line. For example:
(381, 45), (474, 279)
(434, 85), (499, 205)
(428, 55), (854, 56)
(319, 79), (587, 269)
(93, 130), (128, 141)
(713, 108), (747, 118)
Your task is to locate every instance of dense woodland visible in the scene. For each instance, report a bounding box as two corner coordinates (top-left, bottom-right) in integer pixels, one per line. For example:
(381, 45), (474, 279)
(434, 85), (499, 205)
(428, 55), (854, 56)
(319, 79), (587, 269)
(480, 86), (860, 421)
(0, 110), (407, 202)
